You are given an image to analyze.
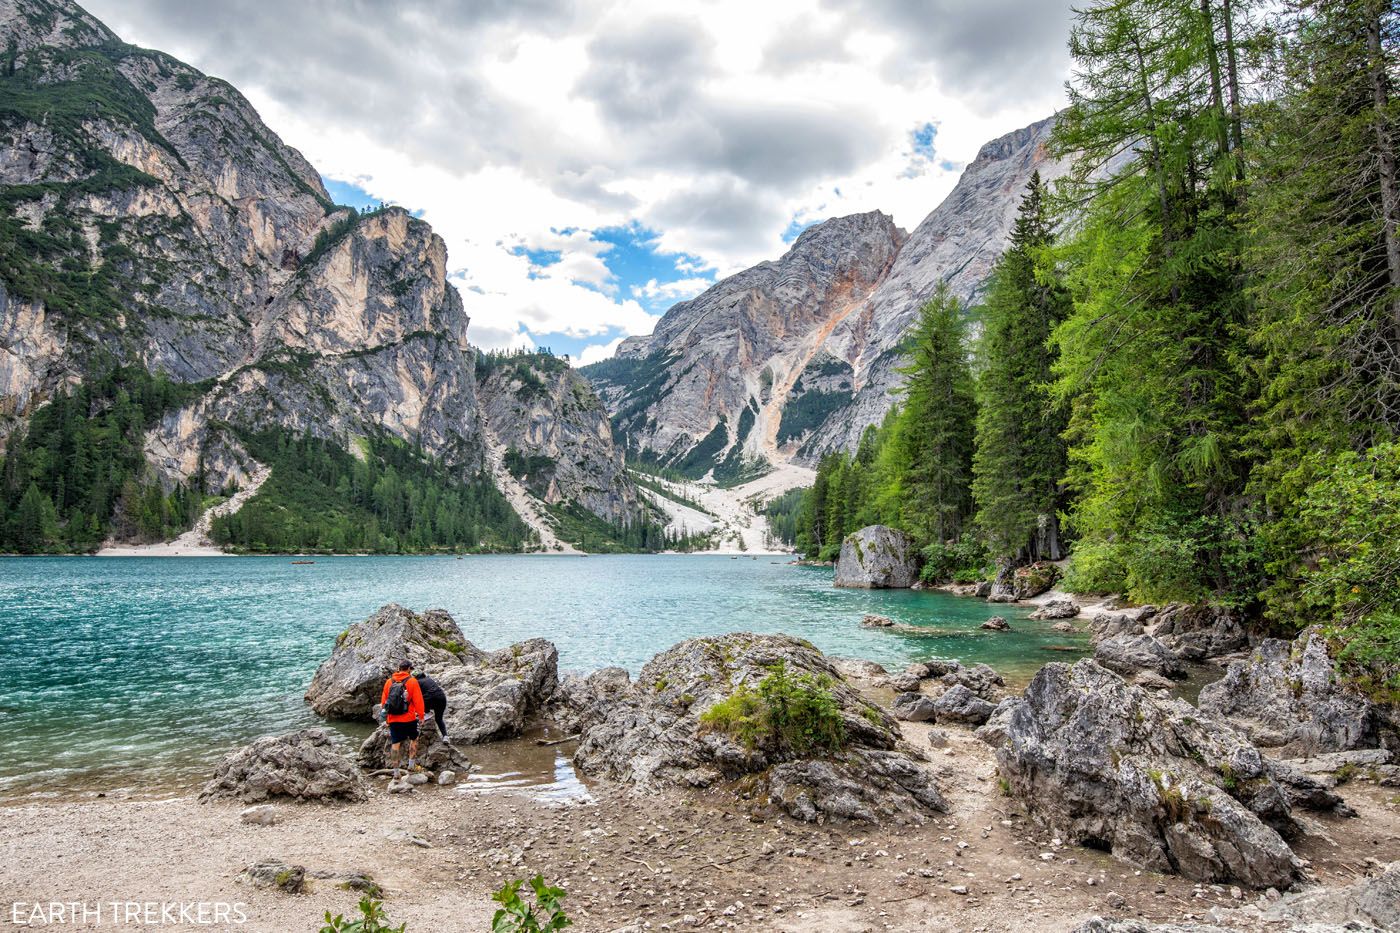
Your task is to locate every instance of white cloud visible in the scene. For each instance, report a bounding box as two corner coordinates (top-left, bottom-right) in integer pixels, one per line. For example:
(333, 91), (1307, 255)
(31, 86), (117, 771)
(577, 337), (627, 366)
(86, 0), (1073, 357)
(632, 277), (714, 303)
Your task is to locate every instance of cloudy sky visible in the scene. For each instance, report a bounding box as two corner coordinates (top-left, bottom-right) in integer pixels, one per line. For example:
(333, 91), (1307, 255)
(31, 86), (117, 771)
(86, 0), (1074, 363)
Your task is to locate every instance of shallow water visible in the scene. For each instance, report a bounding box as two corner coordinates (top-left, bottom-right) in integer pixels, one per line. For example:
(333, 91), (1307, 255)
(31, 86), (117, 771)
(0, 554), (1089, 798)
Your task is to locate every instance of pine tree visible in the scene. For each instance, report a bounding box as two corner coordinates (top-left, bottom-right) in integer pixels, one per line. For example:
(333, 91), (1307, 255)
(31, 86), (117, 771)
(892, 285), (977, 544)
(972, 172), (1071, 564)
(15, 482), (54, 553)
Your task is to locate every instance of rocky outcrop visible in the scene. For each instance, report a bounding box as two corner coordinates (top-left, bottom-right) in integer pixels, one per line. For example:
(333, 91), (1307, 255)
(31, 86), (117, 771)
(200, 729), (369, 804)
(981, 616), (1011, 631)
(305, 604), (468, 719)
(989, 562), (1061, 603)
(997, 660), (1319, 889)
(429, 638), (559, 744)
(912, 659), (1007, 703)
(1094, 634), (1187, 680)
(574, 633), (947, 824)
(1145, 605), (1249, 661)
(1030, 599), (1080, 621)
(358, 713), (468, 775)
(1198, 631), (1384, 756)
(834, 525), (919, 588)
(548, 667), (633, 735)
(931, 684), (997, 725)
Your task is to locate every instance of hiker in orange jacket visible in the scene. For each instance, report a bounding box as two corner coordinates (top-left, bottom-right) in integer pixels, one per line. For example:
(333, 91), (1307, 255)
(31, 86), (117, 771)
(379, 661), (425, 778)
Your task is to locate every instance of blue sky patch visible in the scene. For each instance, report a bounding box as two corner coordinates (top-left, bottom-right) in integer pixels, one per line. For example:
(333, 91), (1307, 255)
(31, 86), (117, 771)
(912, 122), (938, 159)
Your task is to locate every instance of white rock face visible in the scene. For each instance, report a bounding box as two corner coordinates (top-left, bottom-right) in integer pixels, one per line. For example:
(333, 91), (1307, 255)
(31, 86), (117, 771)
(582, 117), (1068, 473)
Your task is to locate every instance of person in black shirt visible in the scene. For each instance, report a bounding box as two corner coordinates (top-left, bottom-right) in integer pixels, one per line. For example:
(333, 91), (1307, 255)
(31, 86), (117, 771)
(414, 670), (449, 739)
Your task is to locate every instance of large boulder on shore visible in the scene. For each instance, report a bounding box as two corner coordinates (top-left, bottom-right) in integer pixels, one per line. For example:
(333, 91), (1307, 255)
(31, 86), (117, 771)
(1146, 604), (1249, 661)
(548, 667), (633, 735)
(358, 713), (470, 774)
(988, 561), (1060, 602)
(431, 638), (559, 744)
(574, 633), (947, 824)
(200, 729), (369, 804)
(997, 660), (1320, 889)
(1094, 633), (1187, 680)
(305, 604), (469, 719)
(1198, 631), (1383, 756)
(834, 525), (919, 589)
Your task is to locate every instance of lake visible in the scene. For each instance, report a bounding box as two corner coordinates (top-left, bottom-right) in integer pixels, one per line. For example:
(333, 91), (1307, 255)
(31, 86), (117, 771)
(0, 555), (1088, 798)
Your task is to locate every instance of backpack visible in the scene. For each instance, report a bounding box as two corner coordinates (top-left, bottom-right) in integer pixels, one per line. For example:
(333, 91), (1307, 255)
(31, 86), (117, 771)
(385, 677), (410, 716)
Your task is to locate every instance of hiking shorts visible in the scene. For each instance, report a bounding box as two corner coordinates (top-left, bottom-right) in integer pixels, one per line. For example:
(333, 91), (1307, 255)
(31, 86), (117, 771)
(388, 720), (420, 744)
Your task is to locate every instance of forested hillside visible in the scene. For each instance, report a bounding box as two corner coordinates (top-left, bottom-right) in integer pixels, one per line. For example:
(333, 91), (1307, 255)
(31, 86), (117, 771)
(782, 0), (1400, 694)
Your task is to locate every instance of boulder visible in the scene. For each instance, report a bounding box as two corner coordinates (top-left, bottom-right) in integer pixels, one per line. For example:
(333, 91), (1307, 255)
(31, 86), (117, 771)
(927, 661), (1006, 703)
(981, 616), (1011, 631)
(974, 698), (1019, 747)
(358, 712), (470, 774)
(885, 671), (924, 692)
(931, 684), (997, 725)
(240, 805), (278, 826)
(1134, 671), (1178, 692)
(1094, 634), (1187, 680)
(201, 729), (368, 804)
(1145, 604), (1249, 661)
(574, 633), (947, 824)
(834, 526), (919, 588)
(892, 692), (938, 722)
(1030, 599), (1080, 621)
(861, 613), (896, 627)
(997, 660), (1306, 889)
(305, 604), (470, 719)
(547, 666), (633, 735)
(1088, 612), (1146, 645)
(989, 562), (1060, 602)
(1053, 621), (1076, 633)
(242, 860), (305, 894)
(430, 638), (559, 744)
(1198, 631), (1383, 756)
(829, 657), (889, 681)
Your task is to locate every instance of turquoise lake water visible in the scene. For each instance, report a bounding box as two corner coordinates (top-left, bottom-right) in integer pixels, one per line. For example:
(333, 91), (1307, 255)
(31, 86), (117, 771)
(0, 555), (1089, 798)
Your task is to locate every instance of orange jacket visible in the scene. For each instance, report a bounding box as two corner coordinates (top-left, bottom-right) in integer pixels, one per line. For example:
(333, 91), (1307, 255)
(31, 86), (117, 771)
(380, 672), (424, 723)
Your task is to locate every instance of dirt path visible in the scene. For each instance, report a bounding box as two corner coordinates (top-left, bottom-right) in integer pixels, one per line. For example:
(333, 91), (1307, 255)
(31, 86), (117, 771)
(480, 424), (580, 555)
(95, 462), (271, 557)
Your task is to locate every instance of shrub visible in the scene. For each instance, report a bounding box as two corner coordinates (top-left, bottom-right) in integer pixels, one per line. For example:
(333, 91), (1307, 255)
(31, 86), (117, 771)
(699, 661), (846, 756)
(491, 875), (571, 933)
(319, 897), (406, 933)
(919, 537), (988, 584)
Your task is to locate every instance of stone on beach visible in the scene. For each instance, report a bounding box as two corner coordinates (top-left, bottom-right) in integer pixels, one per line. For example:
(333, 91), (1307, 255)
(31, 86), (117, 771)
(201, 728), (369, 804)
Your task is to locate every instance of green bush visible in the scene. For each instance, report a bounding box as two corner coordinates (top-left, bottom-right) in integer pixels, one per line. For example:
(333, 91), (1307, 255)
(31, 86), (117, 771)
(699, 661), (846, 756)
(919, 537), (988, 584)
(1061, 539), (1128, 595)
(491, 875), (571, 933)
(319, 897), (405, 933)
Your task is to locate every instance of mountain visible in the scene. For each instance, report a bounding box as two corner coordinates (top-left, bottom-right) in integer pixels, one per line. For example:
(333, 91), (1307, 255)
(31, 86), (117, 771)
(582, 116), (1067, 474)
(0, 0), (642, 550)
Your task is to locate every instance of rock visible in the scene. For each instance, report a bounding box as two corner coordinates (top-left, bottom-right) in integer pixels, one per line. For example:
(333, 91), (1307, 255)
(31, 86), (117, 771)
(829, 657), (890, 681)
(386, 778), (414, 794)
(926, 729), (949, 748)
(1094, 634), (1187, 680)
(1053, 621), (1076, 633)
(892, 692), (938, 722)
(1198, 630), (1385, 756)
(436, 638), (559, 743)
(974, 699), (1019, 747)
(1133, 671), (1177, 692)
(932, 684), (997, 726)
(1265, 759), (1355, 816)
(1088, 613), (1147, 645)
(930, 661), (1007, 703)
(989, 561), (1061, 602)
(834, 526), (919, 589)
(547, 666), (632, 735)
(1286, 748), (1392, 777)
(861, 614), (895, 627)
(304, 604), (470, 719)
(574, 633), (947, 824)
(239, 805), (279, 826)
(1030, 599), (1080, 621)
(436, 770), (456, 786)
(201, 729), (369, 804)
(997, 660), (1303, 889)
(886, 671), (924, 693)
(1145, 604), (1249, 661)
(242, 860), (306, 894)
(405, 772), (429, 786)
(358, 708), (469, 774)
(981, 616), (1011, 631)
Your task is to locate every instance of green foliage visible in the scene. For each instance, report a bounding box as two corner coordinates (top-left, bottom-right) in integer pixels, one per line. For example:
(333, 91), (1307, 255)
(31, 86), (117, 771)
(210, 429), (529, 553)
(319, 897), (406, 933)
(699, 660), (846, 756)
(491, 876), (571, 933)
(0, 366), (207, 552)
(777, 387), (853, 445)
(971, 172), (1071, 564)
(763, 487), (806, 546)
(542, 501), (709, 553)
(674, 417), (729, 479)
(919, 537), (989, 586)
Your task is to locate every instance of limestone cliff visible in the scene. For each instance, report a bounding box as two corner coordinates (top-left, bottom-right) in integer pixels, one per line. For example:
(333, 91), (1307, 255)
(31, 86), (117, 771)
(582, 116), (1067, 472)
(0, 0), (641, 541)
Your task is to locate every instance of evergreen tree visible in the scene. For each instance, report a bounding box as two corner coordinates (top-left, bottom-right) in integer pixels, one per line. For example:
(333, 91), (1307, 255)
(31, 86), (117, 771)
(972, 172), (1071, 564)
(892, 285), (977, 544)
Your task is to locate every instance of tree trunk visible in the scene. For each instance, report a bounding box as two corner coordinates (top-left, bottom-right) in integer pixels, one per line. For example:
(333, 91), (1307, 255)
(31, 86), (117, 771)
(1367, 6), (1400, 325)
(1221, 0), (1245, 183)
(1199, 0), (1232, 165)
